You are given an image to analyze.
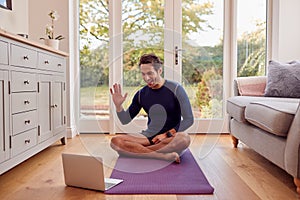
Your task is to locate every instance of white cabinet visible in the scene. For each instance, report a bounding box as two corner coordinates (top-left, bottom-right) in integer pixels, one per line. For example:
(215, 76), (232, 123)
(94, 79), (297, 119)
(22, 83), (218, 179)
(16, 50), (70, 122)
(38, 74), (52, 142)
(0, 70), (9, 163)
(0, 32), (68, 174)
(10, 44), (37, 69)
(0, 41), (8, 65)
(38, 74), (66, 143)
(52, 75), (66, 136)
(10, 70), (38, 157)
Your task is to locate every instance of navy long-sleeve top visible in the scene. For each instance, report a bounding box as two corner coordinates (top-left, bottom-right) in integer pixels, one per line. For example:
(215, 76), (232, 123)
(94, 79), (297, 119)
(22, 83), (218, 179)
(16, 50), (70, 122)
(117, 80), (194, 139)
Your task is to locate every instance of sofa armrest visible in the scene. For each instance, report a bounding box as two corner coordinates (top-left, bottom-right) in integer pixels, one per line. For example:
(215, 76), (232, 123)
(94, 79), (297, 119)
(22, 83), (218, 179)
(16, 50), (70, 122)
(233, 79), (239, 96)
(234, 76), (267, 96)
(285, 102), (300, 177)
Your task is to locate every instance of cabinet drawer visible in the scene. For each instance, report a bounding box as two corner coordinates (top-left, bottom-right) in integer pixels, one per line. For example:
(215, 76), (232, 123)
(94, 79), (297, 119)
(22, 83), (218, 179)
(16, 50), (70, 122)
(11, 92), (37, 114)
(38, 52), (65, 72)
(0, 40), (8, 65)
(11, 128), (37, 157)
(11, 71), (37, 92)
(10, 44), (37, 68)
(12, 110), (37, 135)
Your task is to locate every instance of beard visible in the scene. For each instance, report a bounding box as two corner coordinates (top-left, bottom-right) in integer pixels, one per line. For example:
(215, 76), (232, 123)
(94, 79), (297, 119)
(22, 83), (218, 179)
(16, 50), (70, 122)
(146, 77), (160, 88)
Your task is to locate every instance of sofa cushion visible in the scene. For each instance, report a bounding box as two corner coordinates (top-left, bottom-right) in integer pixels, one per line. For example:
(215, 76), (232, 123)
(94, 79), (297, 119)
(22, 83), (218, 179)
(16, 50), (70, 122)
(227, 96), (262, 122)
(264, 60), (300, 98)
(236, 76), (266, 96)
(227, 96), (299, 123)
(245, 101), (299, 136)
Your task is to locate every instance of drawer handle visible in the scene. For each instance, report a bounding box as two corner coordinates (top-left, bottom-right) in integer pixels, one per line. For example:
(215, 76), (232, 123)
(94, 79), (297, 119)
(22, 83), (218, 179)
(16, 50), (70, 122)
(24, 100), (30, 104)
(44, 60), (49, 64)
(25, 139), (31, 144)
(23, 55), (29, 60)
(24, 80), (30, 85)
(57, 64), (62, 67)
(24, 120), (31, 124)
(51, 104), (58, 108)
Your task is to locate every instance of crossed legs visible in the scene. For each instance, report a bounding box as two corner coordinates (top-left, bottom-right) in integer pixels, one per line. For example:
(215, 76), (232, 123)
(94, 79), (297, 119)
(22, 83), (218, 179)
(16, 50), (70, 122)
(110, 132), (190, 163)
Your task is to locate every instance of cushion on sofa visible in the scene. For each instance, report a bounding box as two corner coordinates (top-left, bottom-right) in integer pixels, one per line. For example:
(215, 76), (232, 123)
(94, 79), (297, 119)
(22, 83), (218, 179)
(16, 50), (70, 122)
(245, 101), (299, 137)
(236, 76), (266, 96)
(264, 60), (300, 98)
(227, 96), (300, 123)
(227, 96), (261, 122)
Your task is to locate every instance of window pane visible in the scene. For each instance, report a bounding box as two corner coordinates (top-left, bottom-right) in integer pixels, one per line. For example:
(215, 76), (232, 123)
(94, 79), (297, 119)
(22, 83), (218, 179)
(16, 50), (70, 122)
(182, 0), (224, 119)
(79, 0), (109, 119)
(237, 0), (267, 77)
(122, 0), (165, 117)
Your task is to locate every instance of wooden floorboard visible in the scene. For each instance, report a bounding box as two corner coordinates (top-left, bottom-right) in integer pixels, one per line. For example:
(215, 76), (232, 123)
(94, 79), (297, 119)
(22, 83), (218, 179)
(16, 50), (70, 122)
(0, 134), (298, 200)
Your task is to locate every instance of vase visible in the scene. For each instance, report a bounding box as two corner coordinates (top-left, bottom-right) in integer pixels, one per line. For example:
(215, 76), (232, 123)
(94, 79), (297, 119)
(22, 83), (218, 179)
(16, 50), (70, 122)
(44, 39), (59, 50)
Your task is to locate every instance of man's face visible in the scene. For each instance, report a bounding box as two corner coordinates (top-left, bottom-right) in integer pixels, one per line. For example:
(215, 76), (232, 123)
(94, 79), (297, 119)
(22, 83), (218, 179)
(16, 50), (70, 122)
(140, 63), (162, 89)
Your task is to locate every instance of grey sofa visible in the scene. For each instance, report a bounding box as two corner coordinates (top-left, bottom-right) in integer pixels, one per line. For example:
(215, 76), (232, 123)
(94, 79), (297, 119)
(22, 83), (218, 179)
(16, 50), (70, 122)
(226, 76), (300, 193)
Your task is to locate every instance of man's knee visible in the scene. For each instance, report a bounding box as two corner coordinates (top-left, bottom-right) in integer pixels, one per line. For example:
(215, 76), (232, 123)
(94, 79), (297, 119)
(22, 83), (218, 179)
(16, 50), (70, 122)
(110, 136), (122, 150)
(174, 132), (190, 149)
(162, 132), (190, 151)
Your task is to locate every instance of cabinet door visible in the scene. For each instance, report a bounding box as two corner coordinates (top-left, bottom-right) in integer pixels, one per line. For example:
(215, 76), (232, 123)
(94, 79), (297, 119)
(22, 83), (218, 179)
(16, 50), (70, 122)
(52, 75), (65, 135)
(0, 70), (9, 162)
(38, 74), (52, 142)
(0, 41), (8, 65)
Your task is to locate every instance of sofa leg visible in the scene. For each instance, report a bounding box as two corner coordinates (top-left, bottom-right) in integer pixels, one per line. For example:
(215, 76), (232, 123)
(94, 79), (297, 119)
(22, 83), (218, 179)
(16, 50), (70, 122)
(231, 135), (239, 148)
(294, 178), (300, 194)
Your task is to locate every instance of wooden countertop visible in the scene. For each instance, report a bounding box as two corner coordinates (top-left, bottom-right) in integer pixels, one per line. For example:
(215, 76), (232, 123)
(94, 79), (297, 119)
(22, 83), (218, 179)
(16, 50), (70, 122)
(0, 29), (69, 57)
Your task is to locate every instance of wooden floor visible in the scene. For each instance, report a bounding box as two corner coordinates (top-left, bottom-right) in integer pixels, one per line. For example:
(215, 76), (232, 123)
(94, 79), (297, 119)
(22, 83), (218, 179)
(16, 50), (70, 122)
(0, 134), (298, 200)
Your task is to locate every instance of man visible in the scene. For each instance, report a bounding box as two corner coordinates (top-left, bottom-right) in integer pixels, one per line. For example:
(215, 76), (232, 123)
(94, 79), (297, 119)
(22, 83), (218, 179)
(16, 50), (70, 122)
(109, 53), (194, 163)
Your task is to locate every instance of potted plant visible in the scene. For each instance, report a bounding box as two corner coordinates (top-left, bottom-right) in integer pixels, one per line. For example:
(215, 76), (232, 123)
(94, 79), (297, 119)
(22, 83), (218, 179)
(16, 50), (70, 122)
(40, 10), (64, 49)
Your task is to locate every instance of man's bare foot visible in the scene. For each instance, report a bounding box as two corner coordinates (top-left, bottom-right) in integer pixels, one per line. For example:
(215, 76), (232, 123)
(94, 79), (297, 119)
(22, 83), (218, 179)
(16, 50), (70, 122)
(164, 152), (180, 163)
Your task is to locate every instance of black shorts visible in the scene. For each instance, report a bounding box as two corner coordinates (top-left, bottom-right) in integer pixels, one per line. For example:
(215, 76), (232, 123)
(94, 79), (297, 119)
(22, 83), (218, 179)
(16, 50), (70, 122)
(141, 131), (157, 145)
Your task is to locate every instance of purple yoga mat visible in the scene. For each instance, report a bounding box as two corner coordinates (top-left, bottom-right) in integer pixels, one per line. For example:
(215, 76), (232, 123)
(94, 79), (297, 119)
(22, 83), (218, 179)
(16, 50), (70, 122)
(105, 149), (214, 194)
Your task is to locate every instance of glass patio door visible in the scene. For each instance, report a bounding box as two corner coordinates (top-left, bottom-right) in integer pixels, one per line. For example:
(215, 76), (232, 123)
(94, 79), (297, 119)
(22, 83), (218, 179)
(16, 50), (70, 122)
(79, 0), (227, 134)
(116, 0), (226, 134)
(167, 0), (226, 133)
(115, 0), (167, 134)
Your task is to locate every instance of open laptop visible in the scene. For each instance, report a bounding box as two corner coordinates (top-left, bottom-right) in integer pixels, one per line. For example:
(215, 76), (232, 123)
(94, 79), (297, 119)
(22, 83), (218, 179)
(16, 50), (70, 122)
(62, 153), (123, 191)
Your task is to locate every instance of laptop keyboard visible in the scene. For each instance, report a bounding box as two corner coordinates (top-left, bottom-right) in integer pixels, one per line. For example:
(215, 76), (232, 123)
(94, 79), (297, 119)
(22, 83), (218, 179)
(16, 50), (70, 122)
(105, 182), (115, 189)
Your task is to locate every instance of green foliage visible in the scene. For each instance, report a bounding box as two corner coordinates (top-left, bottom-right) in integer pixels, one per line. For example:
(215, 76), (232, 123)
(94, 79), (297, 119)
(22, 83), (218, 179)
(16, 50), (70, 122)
(182, 1), (214, 37)
(202, 68), (222, 99)
(195, 79), (211, 114)
(80, 44), (109, 87)
(195, 67), (222, 116)
(237, 21), (266, 77)
(200, 99), (223, 118)
(79, 0), (109, 44)
(182, 44), (223, 85)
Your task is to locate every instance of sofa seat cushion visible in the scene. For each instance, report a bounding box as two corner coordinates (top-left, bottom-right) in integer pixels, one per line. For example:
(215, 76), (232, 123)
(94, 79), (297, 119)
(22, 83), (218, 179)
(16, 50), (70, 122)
(245, 101), (299, 136)
(227, 96), (299, 123)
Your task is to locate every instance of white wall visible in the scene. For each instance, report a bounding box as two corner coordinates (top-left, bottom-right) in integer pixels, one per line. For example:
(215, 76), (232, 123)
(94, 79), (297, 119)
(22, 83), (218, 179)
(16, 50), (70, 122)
(28, 0), (69, 53)
(0, 0), (69, 53)
(28, 0), (73, 137)
(0, 0), (28, 34)
(276, 0), (300, 61)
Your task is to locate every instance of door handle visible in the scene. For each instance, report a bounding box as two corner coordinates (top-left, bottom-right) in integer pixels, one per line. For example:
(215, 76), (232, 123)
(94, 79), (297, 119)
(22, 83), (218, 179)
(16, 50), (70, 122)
(51, 104), (58, 108)
(175, 46), (184, 65)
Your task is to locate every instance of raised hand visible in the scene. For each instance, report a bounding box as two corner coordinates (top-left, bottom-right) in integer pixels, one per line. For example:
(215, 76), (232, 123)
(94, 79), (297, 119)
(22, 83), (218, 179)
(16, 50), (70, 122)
(110, 83), (128, 112)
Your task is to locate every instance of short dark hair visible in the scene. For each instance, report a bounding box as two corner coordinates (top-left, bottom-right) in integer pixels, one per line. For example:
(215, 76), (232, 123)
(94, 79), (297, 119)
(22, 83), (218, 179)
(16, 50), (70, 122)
(138, 53), (163, 71)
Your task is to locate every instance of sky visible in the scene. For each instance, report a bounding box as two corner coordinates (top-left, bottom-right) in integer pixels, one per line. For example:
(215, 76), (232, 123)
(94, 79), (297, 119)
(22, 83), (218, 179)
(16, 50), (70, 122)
(190, 0), (266, 47)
